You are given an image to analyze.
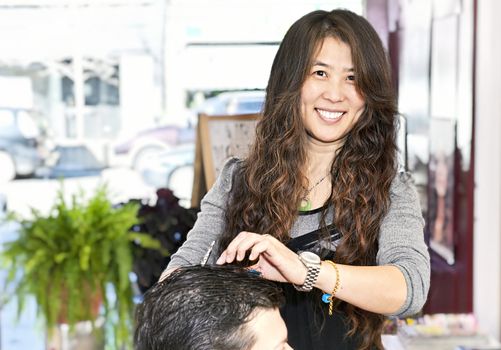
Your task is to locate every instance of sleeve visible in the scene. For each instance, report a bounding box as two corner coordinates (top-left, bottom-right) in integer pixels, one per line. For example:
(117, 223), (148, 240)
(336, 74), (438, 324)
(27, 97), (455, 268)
(165, 157), (240, 269)
(376, 172), (431, 317)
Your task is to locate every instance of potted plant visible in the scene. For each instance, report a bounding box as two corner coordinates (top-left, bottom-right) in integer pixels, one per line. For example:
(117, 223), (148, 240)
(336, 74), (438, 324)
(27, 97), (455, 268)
(130, 188), (198, 293)
(1, 183), (161, 349)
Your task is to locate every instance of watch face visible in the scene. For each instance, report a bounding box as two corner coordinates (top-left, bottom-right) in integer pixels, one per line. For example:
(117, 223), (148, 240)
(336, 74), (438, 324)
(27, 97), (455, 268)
(300, 251), (321, 264)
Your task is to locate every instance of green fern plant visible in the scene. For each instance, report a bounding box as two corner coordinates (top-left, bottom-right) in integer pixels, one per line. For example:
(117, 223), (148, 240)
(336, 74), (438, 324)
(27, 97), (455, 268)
(1, 183), (161, 349)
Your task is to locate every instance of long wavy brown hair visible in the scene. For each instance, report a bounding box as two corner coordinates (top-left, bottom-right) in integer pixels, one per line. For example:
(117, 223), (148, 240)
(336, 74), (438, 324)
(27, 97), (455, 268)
(217, 9), (398, 350)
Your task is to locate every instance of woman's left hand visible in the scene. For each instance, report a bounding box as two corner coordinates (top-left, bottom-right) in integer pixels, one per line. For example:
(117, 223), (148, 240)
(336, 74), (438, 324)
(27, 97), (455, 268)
(216, 231), (307, 284)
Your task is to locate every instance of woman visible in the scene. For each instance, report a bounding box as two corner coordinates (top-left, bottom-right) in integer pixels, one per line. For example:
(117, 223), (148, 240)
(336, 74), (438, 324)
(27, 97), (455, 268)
(163, 9), (430, 350)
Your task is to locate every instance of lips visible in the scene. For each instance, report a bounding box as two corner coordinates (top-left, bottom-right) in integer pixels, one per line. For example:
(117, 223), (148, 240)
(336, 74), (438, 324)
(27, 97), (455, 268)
(316, 108), (345, 121)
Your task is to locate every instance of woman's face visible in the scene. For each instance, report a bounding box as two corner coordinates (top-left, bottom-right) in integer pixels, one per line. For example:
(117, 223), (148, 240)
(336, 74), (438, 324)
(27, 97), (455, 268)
(300, 36), (366, 147)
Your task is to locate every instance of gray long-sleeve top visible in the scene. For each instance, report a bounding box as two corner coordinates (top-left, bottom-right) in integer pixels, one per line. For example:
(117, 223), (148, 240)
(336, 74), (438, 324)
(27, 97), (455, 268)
(167, 158), (430, 317)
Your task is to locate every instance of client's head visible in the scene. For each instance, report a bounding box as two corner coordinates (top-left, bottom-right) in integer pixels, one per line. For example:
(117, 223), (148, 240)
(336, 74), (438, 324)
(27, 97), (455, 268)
(134, 265), (290, 350)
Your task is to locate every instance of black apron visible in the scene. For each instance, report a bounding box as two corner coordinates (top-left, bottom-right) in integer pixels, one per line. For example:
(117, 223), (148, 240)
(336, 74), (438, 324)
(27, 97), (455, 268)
(282, 227), (362, 350)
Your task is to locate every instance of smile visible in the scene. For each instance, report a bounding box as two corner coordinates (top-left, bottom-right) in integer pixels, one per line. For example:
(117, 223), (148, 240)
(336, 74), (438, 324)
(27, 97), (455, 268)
(316, 108), (344, 120)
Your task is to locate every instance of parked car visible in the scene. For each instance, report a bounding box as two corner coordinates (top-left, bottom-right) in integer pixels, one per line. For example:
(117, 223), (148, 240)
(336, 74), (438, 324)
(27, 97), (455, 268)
(139, 144), (195, 206)
(112, 125), (195, 170)
(36, 144), (105, 178)
(194, 90), (265, 116)
(0, 108), (47, 182)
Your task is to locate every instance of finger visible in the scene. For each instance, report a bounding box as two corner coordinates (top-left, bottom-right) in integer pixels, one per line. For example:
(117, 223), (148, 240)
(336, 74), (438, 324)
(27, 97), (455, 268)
(216, 251), (227, 265)
(224, 231), (261, 263)
(217, 231), (250, 264)
(158, 267), (178, 281)
(248, 239), (273, 261)
(233, 234), (267, 262)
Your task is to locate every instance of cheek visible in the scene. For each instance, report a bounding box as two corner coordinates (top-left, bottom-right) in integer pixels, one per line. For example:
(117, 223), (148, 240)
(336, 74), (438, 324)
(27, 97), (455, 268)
(300, 80), (318, 106)
(354, 103), (366, 119)
(300, 86), (312, 120)
(348, 89), (365, 108)
(350, 93), (366, 120)
(347, 101), (366, 132)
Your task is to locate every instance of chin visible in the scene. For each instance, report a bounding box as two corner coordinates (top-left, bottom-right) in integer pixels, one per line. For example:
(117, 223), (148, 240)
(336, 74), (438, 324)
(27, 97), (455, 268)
(309, 134), (344, 146)
(305, 127), (348, 144)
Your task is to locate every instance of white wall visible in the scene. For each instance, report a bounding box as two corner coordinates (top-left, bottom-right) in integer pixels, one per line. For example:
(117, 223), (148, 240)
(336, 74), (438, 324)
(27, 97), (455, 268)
(474, 0), (501, 341)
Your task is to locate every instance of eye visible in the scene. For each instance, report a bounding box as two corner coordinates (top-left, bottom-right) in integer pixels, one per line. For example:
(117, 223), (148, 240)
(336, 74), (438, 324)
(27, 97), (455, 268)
(313, 70), (328, 78)
(346, 74), (356, 81)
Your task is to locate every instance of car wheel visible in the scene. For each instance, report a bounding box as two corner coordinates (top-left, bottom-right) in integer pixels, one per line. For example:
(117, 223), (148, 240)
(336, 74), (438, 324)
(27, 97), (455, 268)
(132, 145), (167, 171)
(0, 151), (16, 182)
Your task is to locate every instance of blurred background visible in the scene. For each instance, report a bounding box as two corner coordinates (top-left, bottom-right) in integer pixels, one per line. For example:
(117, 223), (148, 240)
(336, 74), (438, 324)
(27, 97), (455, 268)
(0, 0), (500, 349)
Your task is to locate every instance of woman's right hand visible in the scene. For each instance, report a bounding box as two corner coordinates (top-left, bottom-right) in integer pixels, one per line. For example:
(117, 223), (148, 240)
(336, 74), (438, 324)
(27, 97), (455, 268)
(216, 231), (307, 285)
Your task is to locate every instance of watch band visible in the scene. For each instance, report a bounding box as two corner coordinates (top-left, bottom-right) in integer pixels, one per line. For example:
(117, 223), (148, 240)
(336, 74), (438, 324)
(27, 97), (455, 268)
(294, 264), (320, 292)
(294, 252), (321, 292)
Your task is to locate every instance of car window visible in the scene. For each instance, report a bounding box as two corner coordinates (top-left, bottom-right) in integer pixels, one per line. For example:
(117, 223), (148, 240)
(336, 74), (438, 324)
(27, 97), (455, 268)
(235, 100), (264, 114)
(200, 99), (227, 115)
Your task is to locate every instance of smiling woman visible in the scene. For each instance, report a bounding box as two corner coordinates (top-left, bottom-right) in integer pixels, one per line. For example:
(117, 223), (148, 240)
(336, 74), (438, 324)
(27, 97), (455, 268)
(162, 9), (429, 350)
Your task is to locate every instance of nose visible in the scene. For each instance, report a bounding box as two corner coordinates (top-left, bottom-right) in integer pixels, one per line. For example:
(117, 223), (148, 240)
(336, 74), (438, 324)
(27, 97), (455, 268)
(322, 78), (344, 102)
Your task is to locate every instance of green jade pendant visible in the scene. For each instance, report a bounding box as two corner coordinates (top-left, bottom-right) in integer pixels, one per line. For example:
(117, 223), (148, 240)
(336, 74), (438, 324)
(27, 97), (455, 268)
(299, 198), (312, 211)
(298, 174), (329, 212)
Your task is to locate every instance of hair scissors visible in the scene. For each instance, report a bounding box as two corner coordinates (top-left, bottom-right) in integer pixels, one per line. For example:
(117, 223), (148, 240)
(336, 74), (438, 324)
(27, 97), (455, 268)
(200, 240), (215, 266)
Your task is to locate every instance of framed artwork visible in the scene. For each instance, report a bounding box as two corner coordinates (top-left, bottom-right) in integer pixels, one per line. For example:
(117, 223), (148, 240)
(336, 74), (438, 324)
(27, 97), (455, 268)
(428, 118), (456, 265)
(427, 7), (460, 265)
(191, 113), (260, 206)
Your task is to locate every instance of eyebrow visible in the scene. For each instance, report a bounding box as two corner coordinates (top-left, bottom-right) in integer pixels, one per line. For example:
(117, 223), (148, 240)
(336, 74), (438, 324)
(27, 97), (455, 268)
(312, 60), (354, 72)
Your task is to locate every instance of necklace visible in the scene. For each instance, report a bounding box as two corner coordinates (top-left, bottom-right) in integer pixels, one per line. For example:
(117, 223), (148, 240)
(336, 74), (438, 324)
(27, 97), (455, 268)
(298, 174), (329, 211)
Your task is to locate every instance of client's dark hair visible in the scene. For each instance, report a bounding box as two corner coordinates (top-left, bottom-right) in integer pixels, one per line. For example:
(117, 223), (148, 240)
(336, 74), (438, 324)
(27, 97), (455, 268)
(134, 265), (285, 350)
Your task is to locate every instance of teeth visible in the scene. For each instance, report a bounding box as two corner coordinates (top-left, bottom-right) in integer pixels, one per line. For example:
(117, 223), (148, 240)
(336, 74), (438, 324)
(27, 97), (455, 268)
(317, 109), (343, 120)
